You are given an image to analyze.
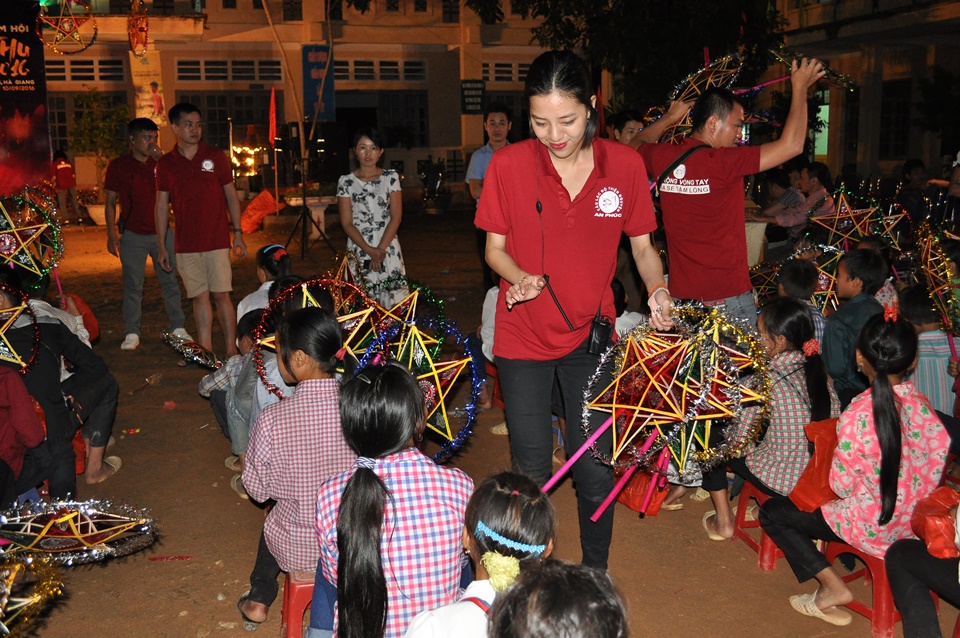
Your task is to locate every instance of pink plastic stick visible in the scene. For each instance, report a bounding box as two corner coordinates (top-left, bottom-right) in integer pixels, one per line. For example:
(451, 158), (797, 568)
(734, 75), (789, 95)
(639, 449), (670, 513)
(52, 267), (64, 298)
(589, 465), (638, 523)
(542, 416), (612, 493)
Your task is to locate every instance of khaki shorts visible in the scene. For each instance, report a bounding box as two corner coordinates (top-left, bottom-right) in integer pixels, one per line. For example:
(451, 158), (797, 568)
(177, 249), (232, 298)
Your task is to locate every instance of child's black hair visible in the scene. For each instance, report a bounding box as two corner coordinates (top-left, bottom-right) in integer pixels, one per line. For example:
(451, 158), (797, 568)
(856, 314), (918, 525)
(268, 276), (335, 323)
(256, 244), (292, 280)
(237, 310), (262, 341)
(275, 306), (352, 381)
(760, 298), (832, 421)
(465, 472), (556, 591)
(838, 249), (887, 297)
(611, 278), (627, 318)
(489, 560), (629, 638)
(336, 362), (423, 638)
(898, 285), (940, 327)
(778, 259), (818, 300)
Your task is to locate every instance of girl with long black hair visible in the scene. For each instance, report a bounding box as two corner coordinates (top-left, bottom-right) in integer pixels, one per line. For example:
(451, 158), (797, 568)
(759, 313), (950, 627)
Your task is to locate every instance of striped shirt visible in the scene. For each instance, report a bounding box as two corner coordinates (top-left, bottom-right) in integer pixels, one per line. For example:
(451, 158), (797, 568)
(242, 378), (355, 572)
(908, 330), (954, 415)
(745, 350), (839, 495)
(316, 448), (474, 637)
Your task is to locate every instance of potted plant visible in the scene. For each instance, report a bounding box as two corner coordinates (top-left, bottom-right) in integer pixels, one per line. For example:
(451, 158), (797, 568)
(68, 86), (130, 224)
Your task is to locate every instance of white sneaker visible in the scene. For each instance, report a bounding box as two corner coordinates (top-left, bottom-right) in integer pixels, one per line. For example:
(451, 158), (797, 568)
(120, 334), (139, 351)
(172, 327), (193, 341)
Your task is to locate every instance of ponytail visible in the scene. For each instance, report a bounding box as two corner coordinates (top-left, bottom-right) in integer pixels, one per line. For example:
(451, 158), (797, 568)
(803, 353), (832, 422)
(337, 466), (389, 638)
(257, 244), (292, 280)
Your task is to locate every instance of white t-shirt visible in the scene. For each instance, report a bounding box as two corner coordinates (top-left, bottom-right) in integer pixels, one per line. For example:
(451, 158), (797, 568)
(403, 579), (495, 638)
(237, 280), (273, 324)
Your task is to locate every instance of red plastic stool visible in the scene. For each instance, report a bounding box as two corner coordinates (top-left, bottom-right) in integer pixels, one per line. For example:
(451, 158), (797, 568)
(730, 482), (783, 572)
(824, 542), (901, 638)
(280, 571), (314, 638)
(485, 361), (504, 409)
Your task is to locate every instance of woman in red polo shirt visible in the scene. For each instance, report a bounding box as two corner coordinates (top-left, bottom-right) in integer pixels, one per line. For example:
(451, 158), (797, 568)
(474, 50), (672, 569)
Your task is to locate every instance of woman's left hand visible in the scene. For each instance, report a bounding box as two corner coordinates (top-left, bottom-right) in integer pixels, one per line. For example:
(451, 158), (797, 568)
(505, 274), (545, 309)
(648, 289), (674, 330)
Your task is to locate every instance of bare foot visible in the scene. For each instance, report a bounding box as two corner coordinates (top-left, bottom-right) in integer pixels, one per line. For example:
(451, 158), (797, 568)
(84, 456), (121, 484)
(703, 512), (734, 540)
(663, 484), (687, 507)
(240, 598), (268, 623)
(813, 585), (854, 610)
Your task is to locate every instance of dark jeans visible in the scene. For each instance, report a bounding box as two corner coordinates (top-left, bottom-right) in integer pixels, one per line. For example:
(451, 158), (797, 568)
(498, 337), (615, 569)
(210, 389), (230, 439)
(887, 538), (960, 638)
(64, 370), (118, 448)
(702, 455), (779, 497)
(248, 530), (282, 607)
(758, 496), (844, 582)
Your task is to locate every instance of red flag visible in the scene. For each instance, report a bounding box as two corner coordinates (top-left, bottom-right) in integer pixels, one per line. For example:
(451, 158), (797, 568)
(268, 87), (277, 149)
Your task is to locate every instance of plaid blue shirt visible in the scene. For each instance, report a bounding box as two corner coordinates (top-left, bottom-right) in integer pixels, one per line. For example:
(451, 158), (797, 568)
(908, 330), (954, 415)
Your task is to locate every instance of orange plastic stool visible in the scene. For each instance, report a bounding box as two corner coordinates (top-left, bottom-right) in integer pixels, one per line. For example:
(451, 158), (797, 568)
(280, 571), (314, 638)
(731, 482), (783, 572)
(824, 542), (901, 638)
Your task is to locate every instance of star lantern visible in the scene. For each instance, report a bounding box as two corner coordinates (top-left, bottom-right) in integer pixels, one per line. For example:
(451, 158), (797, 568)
(750, 261), (781, 306)
(652, 54), (743, 144)
(0, 200), (54, 278)
(36, 0), (98, 55)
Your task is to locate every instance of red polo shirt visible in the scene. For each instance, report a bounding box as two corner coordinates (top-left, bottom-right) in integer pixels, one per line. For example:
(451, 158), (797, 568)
(104, 154), (158, 235)
(53, 159), (76, 189)
(475, 138), (657, 361)
(639, 138), (761, 301)
(156, 142), (232, 253)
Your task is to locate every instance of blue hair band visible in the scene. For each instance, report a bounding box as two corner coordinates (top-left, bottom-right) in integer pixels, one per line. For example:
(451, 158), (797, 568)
(475, 521), (546, 556)
(357, 456), (376, 470)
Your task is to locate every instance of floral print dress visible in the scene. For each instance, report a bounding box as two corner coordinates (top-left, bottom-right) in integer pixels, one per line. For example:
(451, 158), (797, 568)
(338, 169), (408, 307)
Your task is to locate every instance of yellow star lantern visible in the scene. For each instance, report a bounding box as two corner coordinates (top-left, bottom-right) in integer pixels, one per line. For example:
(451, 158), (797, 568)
(0, 302), (28, 369)
(37, 0), (98, 54)
(0, 201), (51, 277)
(809, 193), (877, 249)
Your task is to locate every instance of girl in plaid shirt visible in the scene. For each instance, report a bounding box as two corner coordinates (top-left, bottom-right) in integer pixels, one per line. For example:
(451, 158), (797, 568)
(312, 362), (474, 638)
(703, 297), (838, 541)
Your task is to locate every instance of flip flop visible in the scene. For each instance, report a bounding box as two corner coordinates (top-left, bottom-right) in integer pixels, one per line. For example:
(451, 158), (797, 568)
(702, 511), (726, 541)
(237, 591), (263, 632)
(225, 456), (242, 472)
(689, 487), (711, 502)
(789, 593), (852, 626)
(231, 474), (249, 500)
(661, 502), (684, 511)
(90, 456), (122, 484)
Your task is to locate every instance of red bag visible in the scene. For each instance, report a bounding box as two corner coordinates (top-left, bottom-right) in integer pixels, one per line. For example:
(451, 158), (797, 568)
(911, 486), (960, 559)
(62, 293), (99, 342)
(616, 469), (668, 516)
(789, 418), (840, 512)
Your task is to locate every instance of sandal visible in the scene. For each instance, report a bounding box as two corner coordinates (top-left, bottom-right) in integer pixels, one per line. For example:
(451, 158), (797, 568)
(237, 591), (263, 632)
(231, 474), (249, 500)
(661, 502), (684, 511)
(789, 592), (852, 626)
(88, 456), (122, 484)
(701, 511), (727, 541)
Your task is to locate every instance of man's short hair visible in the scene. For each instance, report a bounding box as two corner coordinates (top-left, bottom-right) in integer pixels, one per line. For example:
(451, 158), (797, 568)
(128, 117), (159, 137)
(778, 259), (818, 300)
(690, 88), (741, 133)
(898, 285), (940, 327)
(765, 168), (791, 190)
(483, 102), (512, 122)
(805, 162), (834, 192)
(613, 109), (644, 133)
(902, 158), (925, 179)
(839, 249), (887, 296)
(168, 103), (201, 125)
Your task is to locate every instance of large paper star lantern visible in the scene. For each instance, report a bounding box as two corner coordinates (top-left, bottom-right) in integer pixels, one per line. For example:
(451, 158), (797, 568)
(36, 0), (98, 55)
(0, 559), (62, 636)
(809, 193), (877, 249)
(653, 54), (743, 144)
(0, 201), (52, 277)
(919, 223), (960, 333)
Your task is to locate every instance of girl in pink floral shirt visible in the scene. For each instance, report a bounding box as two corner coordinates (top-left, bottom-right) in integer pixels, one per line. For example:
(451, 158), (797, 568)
(760, 314), (950, 627)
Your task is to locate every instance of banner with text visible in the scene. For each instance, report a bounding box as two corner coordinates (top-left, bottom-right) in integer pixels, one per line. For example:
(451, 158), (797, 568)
(0, 2), (51, 196)
(130, 50), (167, 127)
(302, 45), (335, 123)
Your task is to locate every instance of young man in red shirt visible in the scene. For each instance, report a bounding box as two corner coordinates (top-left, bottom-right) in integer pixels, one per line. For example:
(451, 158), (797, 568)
(633, 58), (826, 326)
(105, 117), (190, 351)
(155, 104), (247, 356)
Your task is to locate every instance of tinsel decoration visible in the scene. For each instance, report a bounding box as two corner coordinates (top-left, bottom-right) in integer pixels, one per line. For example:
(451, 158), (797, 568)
(919, 223), (960, 335)
(0, 500), (158, 566)
(0, 197), (60, 279)
(0, 283), (40, 375)
(749, 261), (781, 306)
(808, 193), (880, 250)
(161, 330), (222, 370)
(0, 558), (62, 637)
(36, 0), (98, 55)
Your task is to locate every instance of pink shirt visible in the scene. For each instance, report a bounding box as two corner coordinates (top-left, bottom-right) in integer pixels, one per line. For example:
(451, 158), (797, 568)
(822, 382), (950, 557)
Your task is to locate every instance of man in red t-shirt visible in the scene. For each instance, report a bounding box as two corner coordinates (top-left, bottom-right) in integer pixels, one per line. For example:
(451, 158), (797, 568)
(634, 58), (825, 326)
(156, 103), (247, 357)
(52, 150), (83, 224)
(104, 118), (191, 351)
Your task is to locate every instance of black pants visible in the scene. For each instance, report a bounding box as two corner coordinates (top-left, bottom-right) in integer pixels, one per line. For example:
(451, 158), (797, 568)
(210, 389), (230, 439)
(248, 530), (282, 607)
(64, 370), (118, 447)
(497, 337), (615, 569)
(758, 496), (844, 583)
(701, 456), (779, 497)
(887, 538), (960, 638)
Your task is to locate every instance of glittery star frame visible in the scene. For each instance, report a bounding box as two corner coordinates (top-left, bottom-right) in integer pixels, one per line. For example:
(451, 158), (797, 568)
(36, 0), (98, 55)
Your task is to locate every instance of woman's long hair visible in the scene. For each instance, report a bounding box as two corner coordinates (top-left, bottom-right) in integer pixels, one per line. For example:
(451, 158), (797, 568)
(760, 297), (831, 421)
(856, 314), (918, 525)
(524, 50), (598, 148)
(336, 362), (423, 638)
(256, 244), (291, 280)
(275, 307), (355, 382)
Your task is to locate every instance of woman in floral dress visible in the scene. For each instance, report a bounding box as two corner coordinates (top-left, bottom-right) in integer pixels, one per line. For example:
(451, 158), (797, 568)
(338, 127), (408, 307)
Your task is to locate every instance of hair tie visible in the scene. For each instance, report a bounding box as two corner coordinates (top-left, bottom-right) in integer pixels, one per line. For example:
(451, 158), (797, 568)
(883, 304), (898, 322)
(801, 338), (820, 357)
(356, 456), (376, 470)
(475, 520), (546, 556)
(480, 551), (521, 592)
(510, 490), (519, 496)
(371, 351), (386, 366)
(272, 247), (287, 262)
(334, 347), (347, 361)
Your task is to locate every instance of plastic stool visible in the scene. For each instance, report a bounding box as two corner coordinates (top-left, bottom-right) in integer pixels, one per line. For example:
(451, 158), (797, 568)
(730, 482), (783, 572)
(824, 542), (901, 638)
(280, 571), (314, 638)
(485, 361), (504, 409)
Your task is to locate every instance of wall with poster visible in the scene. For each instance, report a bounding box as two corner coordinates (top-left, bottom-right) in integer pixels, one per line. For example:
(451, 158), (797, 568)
(0, 1), (52, 197)
(130, 51), (167, 127)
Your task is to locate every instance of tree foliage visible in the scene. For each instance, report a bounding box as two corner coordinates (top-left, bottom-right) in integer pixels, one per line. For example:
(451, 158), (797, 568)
(470, 0), (785, 112)
(69, 86), (131, 192)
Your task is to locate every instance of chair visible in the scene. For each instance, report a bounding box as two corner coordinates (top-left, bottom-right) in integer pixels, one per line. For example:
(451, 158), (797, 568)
(730, 481), (783, 572)
(279, 571), (314, 638)
(824, 542), (900, 638)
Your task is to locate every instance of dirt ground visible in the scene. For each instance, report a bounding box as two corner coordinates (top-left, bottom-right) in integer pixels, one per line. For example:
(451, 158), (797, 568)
(32, 209), (959, 638)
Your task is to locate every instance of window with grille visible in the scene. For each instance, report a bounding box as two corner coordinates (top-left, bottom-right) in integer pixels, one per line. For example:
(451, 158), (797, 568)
(48, 91), (128, 154)
(481, 62), (528, 83)
(176, 59), (284, 82)
(385, 0), (400, 11)
(335, 60), (426, 82)
(176, 90), (282, 150)
(354, 61), (375, 81)
(879, 79), (911, 160)
(45, 59), (125, 82)
(329, 0), (343, 19)
(222, 0), (236, 8)
(379, 91), (428, 147)
(380, 61), (400, 81)
(414, 0), (427, 11)
(282, 0), (302, 21)
(442, 0), (459, 22)
(334, 60), (350, 80)
(403, 60), (426, 81)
